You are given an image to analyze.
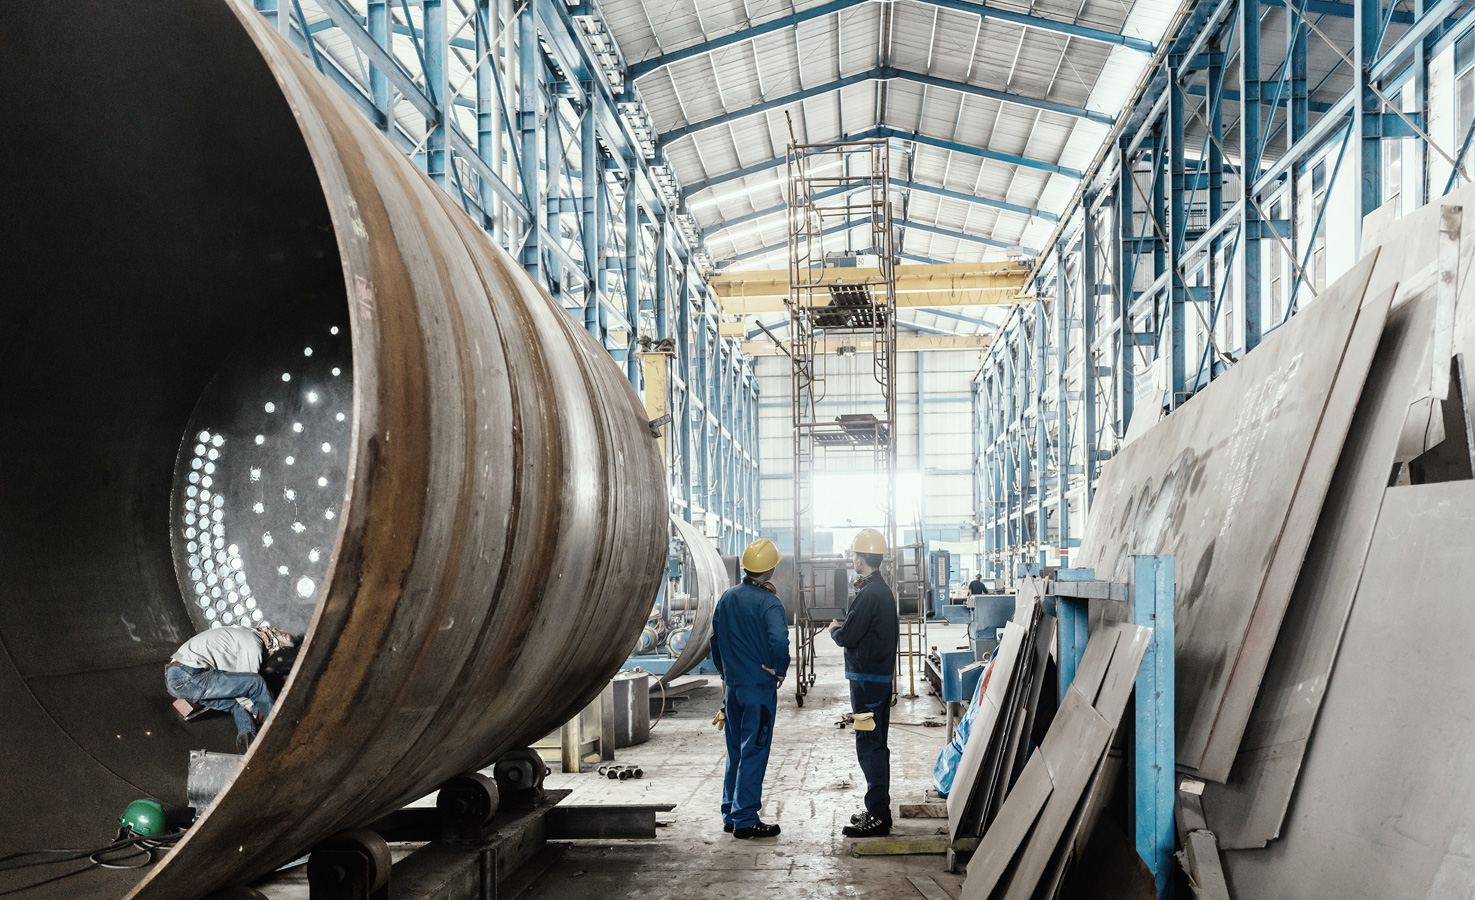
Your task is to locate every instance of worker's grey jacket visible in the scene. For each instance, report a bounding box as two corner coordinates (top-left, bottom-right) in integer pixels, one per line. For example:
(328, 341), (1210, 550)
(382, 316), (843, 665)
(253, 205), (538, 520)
(171, 626), (266, 673)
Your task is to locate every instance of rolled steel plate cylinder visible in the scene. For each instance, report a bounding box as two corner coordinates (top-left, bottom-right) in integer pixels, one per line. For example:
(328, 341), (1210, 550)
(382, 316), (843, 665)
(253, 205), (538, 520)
(0, 3), (666, 899)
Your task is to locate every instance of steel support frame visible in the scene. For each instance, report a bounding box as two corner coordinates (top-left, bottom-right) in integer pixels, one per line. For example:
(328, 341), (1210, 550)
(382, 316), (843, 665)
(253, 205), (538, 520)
(974, 0), (1457, 587)
(253, 0), (759, 547)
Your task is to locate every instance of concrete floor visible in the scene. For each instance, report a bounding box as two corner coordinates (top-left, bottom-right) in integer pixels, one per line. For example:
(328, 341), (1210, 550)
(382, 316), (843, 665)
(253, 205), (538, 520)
(522, 623), (969, 900)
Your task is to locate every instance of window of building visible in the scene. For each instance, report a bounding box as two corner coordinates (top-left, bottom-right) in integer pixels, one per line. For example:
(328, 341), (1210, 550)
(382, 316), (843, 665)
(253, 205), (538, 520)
(1458, 31), (1475, 151)
(1311, 161), (1327, 291)
(1270, 200), (1285, 325)
(1384, 114), (1403, 214)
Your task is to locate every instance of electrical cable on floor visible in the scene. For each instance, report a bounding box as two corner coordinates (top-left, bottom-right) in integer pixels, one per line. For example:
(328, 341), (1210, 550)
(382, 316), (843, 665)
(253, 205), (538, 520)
(0, 828), (184, 895)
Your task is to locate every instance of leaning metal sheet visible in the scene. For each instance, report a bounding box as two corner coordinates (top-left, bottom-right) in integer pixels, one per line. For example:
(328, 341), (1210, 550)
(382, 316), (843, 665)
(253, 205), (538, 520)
(1222, 482), (1475, 900)
(1203, 280), (1437, 848)
(1075, 252), (1382, 781)
(1201, 277), (1396, 779)
(949, 620), (1028, 841)
(665, 516), (728, 684)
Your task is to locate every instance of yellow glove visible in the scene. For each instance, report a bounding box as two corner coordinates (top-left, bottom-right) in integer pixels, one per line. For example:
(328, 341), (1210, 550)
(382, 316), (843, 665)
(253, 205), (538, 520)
(713, 708), (726, 730)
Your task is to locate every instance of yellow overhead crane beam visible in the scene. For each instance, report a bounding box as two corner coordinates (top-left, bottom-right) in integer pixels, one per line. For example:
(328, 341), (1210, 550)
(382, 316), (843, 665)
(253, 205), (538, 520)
(741, 333), (994, 356)
(711, 263), (1032, 313)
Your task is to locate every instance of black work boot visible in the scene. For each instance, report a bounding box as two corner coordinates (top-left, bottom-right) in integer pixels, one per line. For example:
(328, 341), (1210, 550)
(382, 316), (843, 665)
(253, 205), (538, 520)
(733, 821), (781, 839)
(842, 812), (891, 838)
(849, 810), (867, 825)
(723, 822), (734, 833)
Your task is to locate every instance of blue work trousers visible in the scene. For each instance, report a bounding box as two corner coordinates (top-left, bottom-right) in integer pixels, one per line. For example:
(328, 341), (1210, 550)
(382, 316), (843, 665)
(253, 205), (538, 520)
(849, 678), (892, 823)
(166, 664), (273, 736)
(720, 684), (777, 829)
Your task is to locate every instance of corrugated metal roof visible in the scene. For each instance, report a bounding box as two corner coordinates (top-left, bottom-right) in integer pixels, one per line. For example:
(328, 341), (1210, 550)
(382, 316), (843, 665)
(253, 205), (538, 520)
(597, 0), (1180, 292)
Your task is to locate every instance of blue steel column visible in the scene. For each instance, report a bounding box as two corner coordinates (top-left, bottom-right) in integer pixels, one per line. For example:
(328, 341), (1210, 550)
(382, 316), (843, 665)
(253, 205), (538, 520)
(1289, 0), (1308, 153)
(625, 172), (640, 384)
(1055, 252), (1071, 558)
(1014, 322), (1029, 575)
(973, 372), (984, 573)
(1354, 0), (1383, 247)
(581, 106), (601, 337)
(1081, 207), (1099, 503)
(544, 107), (563, 302)
(475, 3), (500, 231)
(1117, 139), (1136, 435)
(919, 351), (930, 542)
(678, 267), (695, 522)
(518, 3), (542, 286)
(995, 359), (1007, 580)
(1167, 69), (1188, 407)
(1241, 0), (1265, 351)
(1411, 0), (1429, 208)
(424, 0), (447, 187)
(656, 219), (670, 338)
(1033, 301), (1048, 570)
(368, 0), (390, 131)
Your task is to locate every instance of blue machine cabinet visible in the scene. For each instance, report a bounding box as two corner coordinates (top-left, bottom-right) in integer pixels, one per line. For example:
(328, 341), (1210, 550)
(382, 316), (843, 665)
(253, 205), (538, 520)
(1049, 557), (1176, 900)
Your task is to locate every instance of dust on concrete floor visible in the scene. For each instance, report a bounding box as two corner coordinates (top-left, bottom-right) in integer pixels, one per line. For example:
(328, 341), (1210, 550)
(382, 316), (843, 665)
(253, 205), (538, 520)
(525, 623), (970, 899)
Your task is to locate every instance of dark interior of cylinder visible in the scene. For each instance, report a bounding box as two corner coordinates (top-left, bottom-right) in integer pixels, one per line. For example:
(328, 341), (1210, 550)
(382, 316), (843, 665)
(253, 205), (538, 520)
(0, 0), (348, 861)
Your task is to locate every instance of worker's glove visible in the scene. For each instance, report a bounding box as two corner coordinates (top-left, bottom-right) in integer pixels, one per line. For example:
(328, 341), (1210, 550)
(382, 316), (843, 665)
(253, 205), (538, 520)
(713, 707), (726, 730)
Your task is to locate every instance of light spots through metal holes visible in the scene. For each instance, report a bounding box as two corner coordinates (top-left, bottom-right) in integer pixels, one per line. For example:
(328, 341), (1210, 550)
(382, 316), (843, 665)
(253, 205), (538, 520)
(171, 322), (352, 634)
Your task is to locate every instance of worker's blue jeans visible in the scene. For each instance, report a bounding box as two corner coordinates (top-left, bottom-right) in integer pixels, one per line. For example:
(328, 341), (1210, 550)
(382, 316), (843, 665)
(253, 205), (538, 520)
(166, 664), (273, 736)
(720, 683), (777, 829)
(849, 677), (892, 823)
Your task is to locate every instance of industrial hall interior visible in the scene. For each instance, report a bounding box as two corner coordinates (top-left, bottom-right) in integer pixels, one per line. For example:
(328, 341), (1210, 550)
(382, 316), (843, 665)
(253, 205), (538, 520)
(5, 0), (1475, 896)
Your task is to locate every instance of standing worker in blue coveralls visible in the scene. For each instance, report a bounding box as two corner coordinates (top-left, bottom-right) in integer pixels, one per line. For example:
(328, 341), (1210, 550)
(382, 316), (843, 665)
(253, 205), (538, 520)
(829, 527), (899, 838)
(710, 537), (790, 839)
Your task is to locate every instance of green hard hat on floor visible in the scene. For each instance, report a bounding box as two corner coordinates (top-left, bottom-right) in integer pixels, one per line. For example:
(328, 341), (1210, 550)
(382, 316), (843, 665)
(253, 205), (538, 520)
(119, 798), (167, 837)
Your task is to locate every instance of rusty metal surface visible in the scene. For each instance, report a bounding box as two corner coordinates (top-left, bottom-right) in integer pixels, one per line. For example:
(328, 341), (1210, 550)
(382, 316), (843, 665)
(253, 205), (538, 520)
(664, 516), (728, 684)
(1075, 252), (1386, 782)
(1222, 481), (1475, 900)
(0, 3), (667, 899)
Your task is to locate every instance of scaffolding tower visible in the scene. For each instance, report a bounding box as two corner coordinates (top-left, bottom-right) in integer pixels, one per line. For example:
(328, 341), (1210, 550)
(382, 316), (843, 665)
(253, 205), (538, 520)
(785, 137), (900, 706)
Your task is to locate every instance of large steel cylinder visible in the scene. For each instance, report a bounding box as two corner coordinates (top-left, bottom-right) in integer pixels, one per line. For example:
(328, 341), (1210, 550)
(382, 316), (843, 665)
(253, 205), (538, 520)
(0, 3), (666, 899)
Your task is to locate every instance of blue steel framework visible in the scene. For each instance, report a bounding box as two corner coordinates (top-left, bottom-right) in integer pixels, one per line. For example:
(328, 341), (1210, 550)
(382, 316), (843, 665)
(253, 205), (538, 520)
(975, 0), (1475, 580)
(250, 0), (760, 551)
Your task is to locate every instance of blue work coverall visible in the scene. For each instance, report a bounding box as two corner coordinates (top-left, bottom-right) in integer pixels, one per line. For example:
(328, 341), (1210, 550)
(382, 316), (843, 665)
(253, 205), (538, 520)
(710, 580), (791, 829)
(830, 570), (899, 824)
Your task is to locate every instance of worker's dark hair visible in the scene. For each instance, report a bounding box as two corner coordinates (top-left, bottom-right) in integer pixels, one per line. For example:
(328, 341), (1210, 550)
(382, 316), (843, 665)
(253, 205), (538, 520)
(743, 568), (776, 584)
(859, 552), (884, 569)
(262, 644), (300, 677)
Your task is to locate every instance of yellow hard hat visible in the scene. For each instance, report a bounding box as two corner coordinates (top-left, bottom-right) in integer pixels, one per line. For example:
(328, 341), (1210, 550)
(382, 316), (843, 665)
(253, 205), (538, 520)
(849, 528), (888, 555)
(741, 538), (782, 573)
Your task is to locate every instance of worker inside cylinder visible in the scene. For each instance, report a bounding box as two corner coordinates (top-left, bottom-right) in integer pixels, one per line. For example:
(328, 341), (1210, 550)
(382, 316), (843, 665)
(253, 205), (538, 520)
(166, 624), (302, 753)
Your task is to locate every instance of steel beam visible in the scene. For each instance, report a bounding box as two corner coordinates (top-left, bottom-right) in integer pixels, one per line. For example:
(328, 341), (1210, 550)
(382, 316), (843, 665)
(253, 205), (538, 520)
(659, 67), (1114, 146)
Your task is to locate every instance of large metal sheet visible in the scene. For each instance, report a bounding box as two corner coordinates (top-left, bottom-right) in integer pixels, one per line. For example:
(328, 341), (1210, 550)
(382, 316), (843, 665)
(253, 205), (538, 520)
(962, 690), (1112, 900)
(949, 619), (1029, 841)
(1075, 252), (1385, 781)
(665, 516), (728, 684)
(1222, 482), (1475, 900)
(1203, 279), (1438, 848)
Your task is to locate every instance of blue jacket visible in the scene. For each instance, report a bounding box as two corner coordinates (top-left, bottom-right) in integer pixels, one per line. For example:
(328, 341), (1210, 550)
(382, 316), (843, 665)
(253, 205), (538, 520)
(830, 571), (898, 682)
(710, 581), (791, 688)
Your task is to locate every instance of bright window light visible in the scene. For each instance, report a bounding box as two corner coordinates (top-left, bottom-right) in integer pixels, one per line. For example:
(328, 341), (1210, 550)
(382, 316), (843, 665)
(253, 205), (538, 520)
(810, 470), (924, 545)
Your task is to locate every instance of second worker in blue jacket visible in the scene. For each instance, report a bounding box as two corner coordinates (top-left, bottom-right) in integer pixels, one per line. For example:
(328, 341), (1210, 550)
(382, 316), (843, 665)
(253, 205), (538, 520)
(829, 528), (899, 838)
(710, 537), (790, 840)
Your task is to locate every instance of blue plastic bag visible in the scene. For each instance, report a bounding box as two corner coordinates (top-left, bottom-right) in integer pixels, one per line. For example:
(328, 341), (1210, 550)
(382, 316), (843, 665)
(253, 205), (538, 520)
(932, 658), (992, 797)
